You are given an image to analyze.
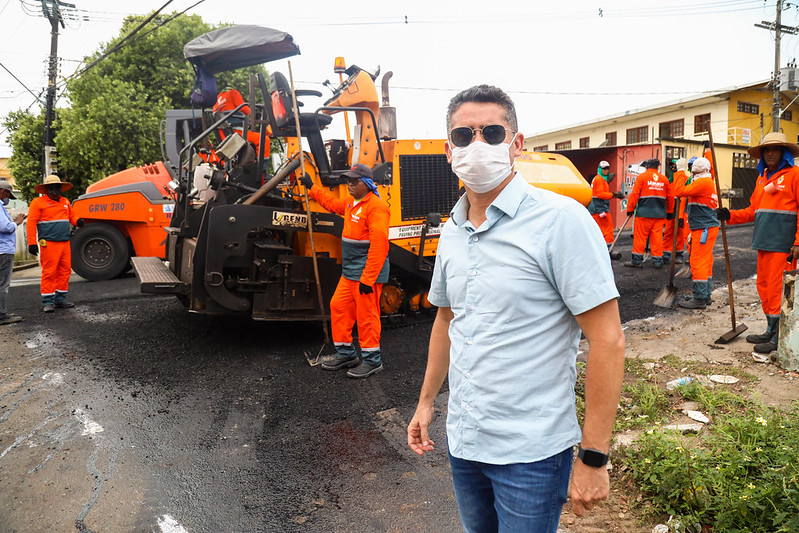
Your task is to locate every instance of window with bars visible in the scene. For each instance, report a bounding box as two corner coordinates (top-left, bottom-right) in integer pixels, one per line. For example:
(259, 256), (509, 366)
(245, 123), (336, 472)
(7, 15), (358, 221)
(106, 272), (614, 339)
(782, 109), (793, 121)
(733, 152), (758, 169)
(626, 126), (648, 144)
(605, 131), (617, 146)
(533, 145), (548, 152)
(737, 102), (759, 114)
(555, 141), (572, 150)
(659, 119), (684, 139)
(579, 137), (590, 148)
(694, 113), (710, 134)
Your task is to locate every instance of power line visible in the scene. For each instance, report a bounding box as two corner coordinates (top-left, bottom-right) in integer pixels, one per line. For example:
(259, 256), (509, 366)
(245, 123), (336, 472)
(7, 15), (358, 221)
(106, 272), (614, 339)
(58, 0), (205, 89)
(66, 0), (178, 80)
(0, 61), (45, 105)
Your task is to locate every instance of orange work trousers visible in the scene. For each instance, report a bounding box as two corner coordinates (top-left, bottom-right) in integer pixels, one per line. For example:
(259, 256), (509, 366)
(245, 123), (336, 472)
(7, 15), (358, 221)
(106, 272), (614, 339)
(40, 240), (72, 301)
(688, 227), (718, 282)
(756, 251), (796, 317)
(664, 217), (686, 254)
(633, 217), (665, 258)
(330, 277), (384, 351)
(591, 212), (614, 244)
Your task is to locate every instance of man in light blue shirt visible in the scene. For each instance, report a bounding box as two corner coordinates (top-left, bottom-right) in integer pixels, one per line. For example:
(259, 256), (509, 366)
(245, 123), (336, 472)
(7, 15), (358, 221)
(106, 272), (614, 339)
(0, 181), (26, 325)
(407, 85), (625, 532)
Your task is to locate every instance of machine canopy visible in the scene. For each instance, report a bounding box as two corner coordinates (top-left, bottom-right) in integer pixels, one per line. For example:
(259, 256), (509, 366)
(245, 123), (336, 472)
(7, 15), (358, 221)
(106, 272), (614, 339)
(184, 25), (300, 74)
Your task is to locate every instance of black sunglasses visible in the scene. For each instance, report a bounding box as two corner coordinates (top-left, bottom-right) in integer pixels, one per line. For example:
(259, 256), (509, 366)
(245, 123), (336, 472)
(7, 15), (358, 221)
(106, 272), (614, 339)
(449, 124), (512, 148)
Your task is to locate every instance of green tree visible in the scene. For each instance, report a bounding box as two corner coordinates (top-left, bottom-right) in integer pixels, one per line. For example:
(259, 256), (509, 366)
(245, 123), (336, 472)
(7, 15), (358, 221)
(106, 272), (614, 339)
(7, 11), (260, 198)
(3, 110), (49, 202)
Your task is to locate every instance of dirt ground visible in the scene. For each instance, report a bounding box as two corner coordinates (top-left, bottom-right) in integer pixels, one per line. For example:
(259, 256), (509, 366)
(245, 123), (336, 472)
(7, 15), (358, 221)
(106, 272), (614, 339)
(559, 276), (799, 533)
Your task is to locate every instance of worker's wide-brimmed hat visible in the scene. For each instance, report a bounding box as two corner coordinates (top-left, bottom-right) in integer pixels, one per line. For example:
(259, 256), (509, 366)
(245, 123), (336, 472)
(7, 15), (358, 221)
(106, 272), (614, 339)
(747, 132), (799, 158)
(0, 180), (16, 199)
(34, 174), (73, 194)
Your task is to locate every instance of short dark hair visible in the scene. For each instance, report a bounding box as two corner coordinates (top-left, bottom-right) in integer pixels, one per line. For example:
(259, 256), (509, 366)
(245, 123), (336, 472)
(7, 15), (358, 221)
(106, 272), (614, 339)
(446, 85), (518, 133)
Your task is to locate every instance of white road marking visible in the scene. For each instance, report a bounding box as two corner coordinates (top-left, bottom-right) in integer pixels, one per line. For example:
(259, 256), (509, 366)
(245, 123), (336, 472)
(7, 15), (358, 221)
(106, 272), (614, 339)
(157, 514), (189, 533)
(41, 372), (64, 385)
(73, 408), (104, 436)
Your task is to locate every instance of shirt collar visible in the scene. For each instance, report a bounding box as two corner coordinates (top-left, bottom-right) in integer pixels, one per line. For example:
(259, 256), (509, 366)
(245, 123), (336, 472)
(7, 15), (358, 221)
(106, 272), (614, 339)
(450, 172), (527, 227)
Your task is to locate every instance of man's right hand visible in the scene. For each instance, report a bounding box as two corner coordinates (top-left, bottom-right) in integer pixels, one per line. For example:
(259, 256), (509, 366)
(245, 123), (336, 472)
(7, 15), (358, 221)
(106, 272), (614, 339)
(299, 174), (313, 189)
(407, 403), (436, 456)
(612, 191), (625, 199)
(626, 211), (635, 217)
(716, 207), (731, 221)
(28, 244), (38, 256)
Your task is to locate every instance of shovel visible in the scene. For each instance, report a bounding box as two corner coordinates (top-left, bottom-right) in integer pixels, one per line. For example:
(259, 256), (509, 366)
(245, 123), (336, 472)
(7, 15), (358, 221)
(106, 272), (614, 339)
(608, 213), (633, 260)
(653, 198), (681, 308)
(707, 129), (748, 343)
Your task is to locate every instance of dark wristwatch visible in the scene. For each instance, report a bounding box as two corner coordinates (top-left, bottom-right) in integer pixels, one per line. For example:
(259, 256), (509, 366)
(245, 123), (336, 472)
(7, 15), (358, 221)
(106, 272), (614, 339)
(577, 446), (609, 468)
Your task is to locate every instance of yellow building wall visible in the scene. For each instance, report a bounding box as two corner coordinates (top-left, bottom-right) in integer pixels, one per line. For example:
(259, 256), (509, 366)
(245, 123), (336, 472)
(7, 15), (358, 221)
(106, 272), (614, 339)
(727, 87), (799, 146)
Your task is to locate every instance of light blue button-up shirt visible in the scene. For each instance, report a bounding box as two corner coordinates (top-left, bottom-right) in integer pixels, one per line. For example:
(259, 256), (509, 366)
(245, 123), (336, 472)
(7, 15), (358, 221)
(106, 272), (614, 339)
(428, 172), (619, 465)
(0, 203), (17, 255)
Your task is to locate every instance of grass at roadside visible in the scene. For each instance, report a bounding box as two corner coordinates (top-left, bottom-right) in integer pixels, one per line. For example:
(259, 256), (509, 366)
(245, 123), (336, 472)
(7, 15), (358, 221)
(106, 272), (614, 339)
(577, 356), (799, 532)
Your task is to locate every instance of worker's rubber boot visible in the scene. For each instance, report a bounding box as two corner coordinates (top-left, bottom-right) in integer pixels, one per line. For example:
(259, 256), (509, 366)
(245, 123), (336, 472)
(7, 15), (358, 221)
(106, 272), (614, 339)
(652, 256), (664, 269)
(662, 251), (672, 264)
(754, 333), (778, 354)
(320, 344), (359, 371)
(746, 316), (779, 344)
(347, 348), (383, 379)
(675, 251), (685, 264)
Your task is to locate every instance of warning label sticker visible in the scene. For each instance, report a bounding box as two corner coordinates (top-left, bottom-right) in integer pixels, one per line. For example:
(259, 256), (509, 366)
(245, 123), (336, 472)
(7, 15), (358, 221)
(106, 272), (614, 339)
(388, 224), (442, 240)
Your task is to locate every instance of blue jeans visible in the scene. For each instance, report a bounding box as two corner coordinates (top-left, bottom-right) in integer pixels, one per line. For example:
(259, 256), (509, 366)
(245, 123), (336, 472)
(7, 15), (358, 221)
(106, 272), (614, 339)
(448, 447), (573, 533)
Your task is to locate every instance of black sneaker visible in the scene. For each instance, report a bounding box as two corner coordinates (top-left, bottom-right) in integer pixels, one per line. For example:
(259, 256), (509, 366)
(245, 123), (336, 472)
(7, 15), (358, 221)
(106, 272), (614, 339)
(753, 340), (777, 354)
(0, 314), (23, 325)
(623, 261), (643, 268)
(320, 355), (359, 371)
(55, 301), (75, 309)
(678, 298), (706, 310)
(346, 362), (383, 379)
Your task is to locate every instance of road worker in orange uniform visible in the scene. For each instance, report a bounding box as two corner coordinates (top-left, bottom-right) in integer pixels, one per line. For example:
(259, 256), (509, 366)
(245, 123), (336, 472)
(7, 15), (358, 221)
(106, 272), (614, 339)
(624, 159), (674, 268)
(26, 175), (84, 312)
(301, 164), (390, 378)
(663, 158), (689, 265)
(673, 157), (719, 309)
(587, 160), (624, 258)
(718, 132), (799, 354)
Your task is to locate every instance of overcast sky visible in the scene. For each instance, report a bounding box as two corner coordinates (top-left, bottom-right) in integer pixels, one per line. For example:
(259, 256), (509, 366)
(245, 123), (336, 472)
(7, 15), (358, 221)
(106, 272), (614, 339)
(1, 0), (797, 158)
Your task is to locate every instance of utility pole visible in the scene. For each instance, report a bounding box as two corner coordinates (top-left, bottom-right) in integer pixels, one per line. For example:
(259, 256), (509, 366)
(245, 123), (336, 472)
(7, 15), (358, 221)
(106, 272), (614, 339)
(755, 0), (798, 133)
(39, 0), (75, 178)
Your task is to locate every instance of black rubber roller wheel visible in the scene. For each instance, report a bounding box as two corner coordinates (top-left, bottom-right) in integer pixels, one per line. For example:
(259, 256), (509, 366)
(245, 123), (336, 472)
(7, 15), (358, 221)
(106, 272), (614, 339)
(70, 223), (130, 281)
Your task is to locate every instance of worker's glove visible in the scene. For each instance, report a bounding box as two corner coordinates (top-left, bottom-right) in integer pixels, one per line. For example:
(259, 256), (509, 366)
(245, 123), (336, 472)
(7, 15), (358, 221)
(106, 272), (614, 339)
(76, 218), (85, 228)
(612, 191), (625, 199)
(678, 218), (685, 228)
(358, 282), (373, 295)
(626, 211), (635, 217)
(702, 140), (710, 150)
(28, 244), (38, 256)
(716, 207), (730, 221)
(666, 212), (675, 220)
(299, 174), (313, 189)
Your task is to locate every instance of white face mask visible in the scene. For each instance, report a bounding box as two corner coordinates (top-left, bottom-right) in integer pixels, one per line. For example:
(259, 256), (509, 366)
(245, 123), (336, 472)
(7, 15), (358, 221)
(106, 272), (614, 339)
(450, 133), (517, 194)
